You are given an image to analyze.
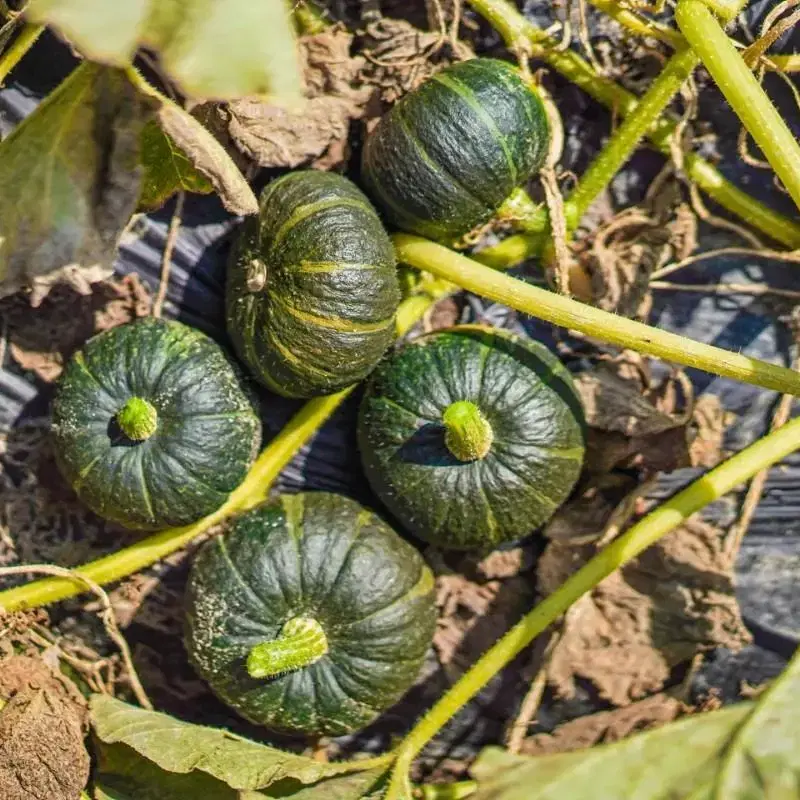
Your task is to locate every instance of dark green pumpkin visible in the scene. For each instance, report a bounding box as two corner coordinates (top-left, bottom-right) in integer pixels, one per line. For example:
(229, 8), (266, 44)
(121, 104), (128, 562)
(358, 326), (585, 550)
(361, 58), (549, 241)
(51, 317), (261, 531)
(226, 170), (400, 398)
(184, 492), (436, 736)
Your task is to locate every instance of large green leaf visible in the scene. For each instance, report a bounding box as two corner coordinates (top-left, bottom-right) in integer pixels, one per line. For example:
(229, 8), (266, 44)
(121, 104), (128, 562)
(472, 645), (800, 799)
(94, 742), (240, 800)
(0, 62), (149, 303)
(26, 0), (302, 101)
(93, 740), (385, 800)
(90, 695), (381, 793)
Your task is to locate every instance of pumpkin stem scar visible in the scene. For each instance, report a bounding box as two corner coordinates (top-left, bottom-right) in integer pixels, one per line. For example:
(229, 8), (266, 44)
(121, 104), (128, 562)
(442, 400), (493, 461)
(247, 617), (328, 679)
(116, 397), (158, 441)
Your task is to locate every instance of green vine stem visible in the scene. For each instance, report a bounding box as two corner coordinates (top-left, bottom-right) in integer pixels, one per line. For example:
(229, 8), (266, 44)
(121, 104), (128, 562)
(465, 0), (800, 249)
(586, 0), (685, 48)
(385, 414), (800, 798)
(676, 0), (800, 211)
(247, 617), (328, 679)
(0, 289), (452, 612)
(393, 233), (800, 395)
(0, 22), (44, 85)
(565, 46), (699, 224)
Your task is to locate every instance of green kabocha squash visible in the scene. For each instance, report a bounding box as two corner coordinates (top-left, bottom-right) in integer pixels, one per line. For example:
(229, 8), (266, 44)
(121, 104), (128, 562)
(184, 492), (436, 736)
(226, 170), (400, 398)
(358, 326), (585, 550)
(51, 317), (261, 531)
(361, 57), (549, 241)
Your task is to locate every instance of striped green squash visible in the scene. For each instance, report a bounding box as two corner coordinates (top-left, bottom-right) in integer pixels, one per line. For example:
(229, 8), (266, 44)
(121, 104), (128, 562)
(51, 318), (261, 531)
(226, 171), (400, 398)
(184, 492), (436, 736)
(358, 326), (585, 550)
(361, 58), (549, 241)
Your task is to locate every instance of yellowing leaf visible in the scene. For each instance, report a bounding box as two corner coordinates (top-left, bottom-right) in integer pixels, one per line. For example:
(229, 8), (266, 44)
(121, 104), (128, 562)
(26, 0), (303, 101)
(0, 62), (149, 304)
(90, 695), (382, 793)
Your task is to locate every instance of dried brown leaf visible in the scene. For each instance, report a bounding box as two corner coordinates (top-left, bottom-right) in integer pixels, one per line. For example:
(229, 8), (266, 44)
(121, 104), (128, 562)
(520, 693), (686, 756)
(538, 518), (751, 706)
(199, 28), (372, 172)
(1, 275), (151, 383)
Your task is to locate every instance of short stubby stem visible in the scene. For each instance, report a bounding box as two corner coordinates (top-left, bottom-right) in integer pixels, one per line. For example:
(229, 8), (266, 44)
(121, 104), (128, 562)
(496, 187), (549, 234)
(442, 400), (494, 462)
(116, 397), (158, 441)
(247, 617), (328, 679)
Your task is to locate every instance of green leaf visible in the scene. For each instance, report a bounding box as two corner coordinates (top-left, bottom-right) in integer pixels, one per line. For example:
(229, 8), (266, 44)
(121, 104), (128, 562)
(94, 741), (240, 800)
(90, 695), (381, 793)
(472, 646), (800, 799)
(138, 119), (213, 210)
(712, 645), (800, 797)
(0, 62), (150, 303)
(472, 705), (752, 799)
(260, 769), (387, 799)
(25, 0), (303, 101)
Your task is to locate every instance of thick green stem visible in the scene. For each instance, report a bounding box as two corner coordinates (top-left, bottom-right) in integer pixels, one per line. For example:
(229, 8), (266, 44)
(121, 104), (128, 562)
(116, 397), (158, 441)
(442, 401), (494, 461)
(394, 234), (800, 395)
(0, 290), (453, 612)
(385, 414), (800, 798)
(676, 0), (800, 212)
(0, 22), (44, 84)
(465, 0), (800, 249)
(247, 617), (328, 679)
(566, 46), (699, 224)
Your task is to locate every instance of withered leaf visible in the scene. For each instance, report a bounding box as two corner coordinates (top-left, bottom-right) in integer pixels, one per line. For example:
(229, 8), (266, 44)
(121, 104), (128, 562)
(0, 63), (149, 304)
(202, 28), (372, 171)
(26, 0), (302, 101)
(538, 518), (751, 706)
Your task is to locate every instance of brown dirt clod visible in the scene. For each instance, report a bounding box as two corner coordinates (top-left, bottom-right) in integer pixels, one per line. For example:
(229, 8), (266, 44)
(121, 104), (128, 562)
(0, 654), (90, 800)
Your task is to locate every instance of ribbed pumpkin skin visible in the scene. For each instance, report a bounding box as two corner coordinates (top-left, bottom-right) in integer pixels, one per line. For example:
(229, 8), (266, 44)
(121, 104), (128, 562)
(184, 492), (436, 736)
(226, 171), (400, 398)
(358, 326), (585, 550)
(361, 58), (549, 241)
(51, 318), (261, 531)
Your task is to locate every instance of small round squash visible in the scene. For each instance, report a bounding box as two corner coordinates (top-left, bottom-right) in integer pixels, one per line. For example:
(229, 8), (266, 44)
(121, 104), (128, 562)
(358, 326), (585, 550)
(226, 170), (400, 398)
(361, 58), (549, 241)
(184, 492), (436, 736)
(51, 317), (261, 531)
